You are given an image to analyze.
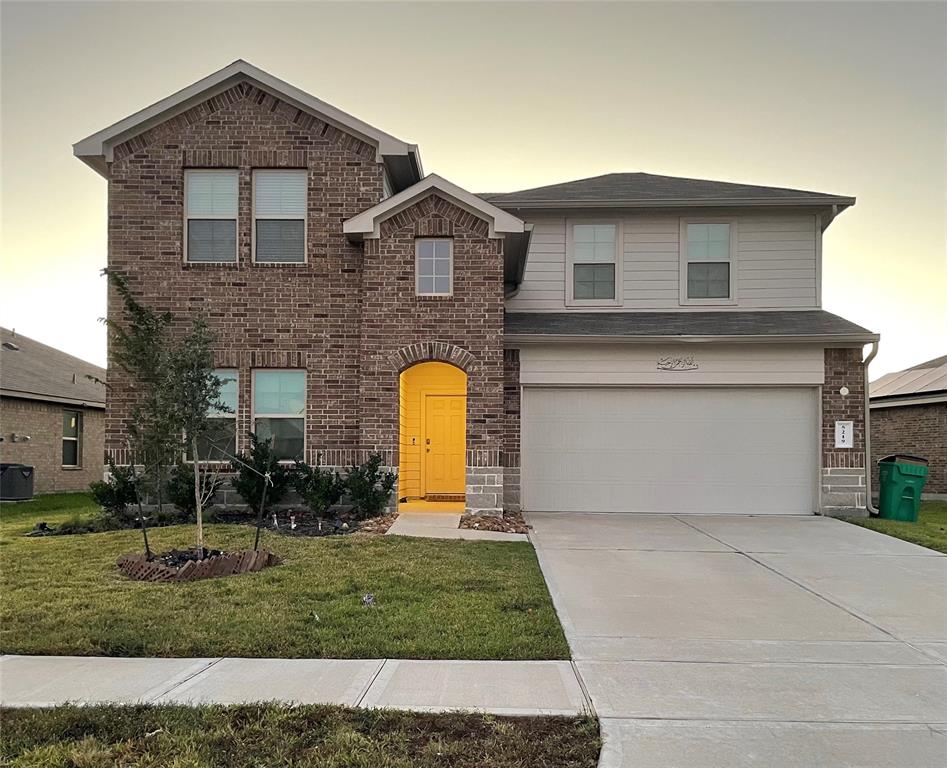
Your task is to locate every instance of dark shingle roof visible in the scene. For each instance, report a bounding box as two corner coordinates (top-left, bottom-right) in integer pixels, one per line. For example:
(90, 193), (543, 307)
(1, 327), (105, 407)
(870, 354), (947, 400)
(482, 173), (855, 209)
(505, 310), (876, 340)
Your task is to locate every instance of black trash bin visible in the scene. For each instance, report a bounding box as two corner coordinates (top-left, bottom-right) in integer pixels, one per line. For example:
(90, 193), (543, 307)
(0, 464), (35, 501)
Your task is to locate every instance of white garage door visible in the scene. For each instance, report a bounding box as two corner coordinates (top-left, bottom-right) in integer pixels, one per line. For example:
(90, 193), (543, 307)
(522, 387), (817, 514)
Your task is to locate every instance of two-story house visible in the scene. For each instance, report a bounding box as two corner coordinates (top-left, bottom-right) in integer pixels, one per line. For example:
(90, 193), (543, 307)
(75, 61), (877, 517)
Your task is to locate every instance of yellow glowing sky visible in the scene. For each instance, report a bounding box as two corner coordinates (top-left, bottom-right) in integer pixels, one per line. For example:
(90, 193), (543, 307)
(2, 1), (944, 376)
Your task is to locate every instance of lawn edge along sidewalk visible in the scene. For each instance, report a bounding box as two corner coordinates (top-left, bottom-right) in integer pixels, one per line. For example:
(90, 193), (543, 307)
(0, 655), (594, 717)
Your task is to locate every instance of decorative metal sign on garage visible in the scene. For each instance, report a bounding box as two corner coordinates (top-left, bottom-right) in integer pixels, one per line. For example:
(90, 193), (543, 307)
(656, 355), (699, 371)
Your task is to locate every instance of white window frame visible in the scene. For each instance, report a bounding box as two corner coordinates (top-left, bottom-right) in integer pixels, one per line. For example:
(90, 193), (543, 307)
(565, 219), (623, 307)
(199, 369), (240, 463)
(183, 169), (239, 264)
(679, 217), (738, 306)
(252, 169), (308, 265)
(61, 409), (82, 468)
(415, 238), (454, 297)
(251, 368), (306, 463)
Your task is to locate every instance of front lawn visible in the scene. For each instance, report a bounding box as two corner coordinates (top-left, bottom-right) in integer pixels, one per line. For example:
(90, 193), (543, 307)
(0, 704), (601, 767)
(0, 494), (568, 659)
(844, 500), (947, 553)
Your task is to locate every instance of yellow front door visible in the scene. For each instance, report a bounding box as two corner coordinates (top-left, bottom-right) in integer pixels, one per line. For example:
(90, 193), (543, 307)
(424, 395), (466, 495)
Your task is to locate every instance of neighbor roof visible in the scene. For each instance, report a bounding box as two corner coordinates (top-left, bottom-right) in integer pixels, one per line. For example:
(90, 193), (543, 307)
(1, 328), (105, 408)
(504, 310), (877, 343)
(74, 60), (423, 191)
(482, 173), (856, 211)
(870, 354), (947, 405)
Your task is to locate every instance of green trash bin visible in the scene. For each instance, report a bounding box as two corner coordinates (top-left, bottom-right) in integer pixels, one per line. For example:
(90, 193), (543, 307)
(877, 454), (929, 522)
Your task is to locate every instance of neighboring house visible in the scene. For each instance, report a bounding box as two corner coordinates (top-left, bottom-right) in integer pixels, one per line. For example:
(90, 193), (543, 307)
(74, 60), (877, 517)
(870, 355), (947, 498)
(0, 328), (106, 494)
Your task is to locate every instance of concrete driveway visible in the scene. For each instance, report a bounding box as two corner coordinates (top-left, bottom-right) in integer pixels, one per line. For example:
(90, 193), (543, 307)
(527, 512), (947, 767)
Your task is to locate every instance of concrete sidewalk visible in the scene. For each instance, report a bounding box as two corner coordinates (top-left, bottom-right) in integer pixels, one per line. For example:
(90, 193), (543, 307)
(0, 656), (589, 716)
(386, 511), (527, 541)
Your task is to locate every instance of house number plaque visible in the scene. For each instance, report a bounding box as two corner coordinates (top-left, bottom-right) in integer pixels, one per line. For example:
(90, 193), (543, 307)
(657, 355), (698, 371)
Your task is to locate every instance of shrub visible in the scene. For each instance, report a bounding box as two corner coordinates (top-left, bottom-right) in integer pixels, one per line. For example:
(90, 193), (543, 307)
(166, 463), (224, 518)
(294, 456), (344, 518)
(230, 432), (291, 514)
(88, 459), (139, 526)
(345, 454), (396, 520)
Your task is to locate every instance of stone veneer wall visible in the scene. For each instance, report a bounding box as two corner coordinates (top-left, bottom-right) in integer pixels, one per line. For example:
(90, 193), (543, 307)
(821, 347), (868, 515)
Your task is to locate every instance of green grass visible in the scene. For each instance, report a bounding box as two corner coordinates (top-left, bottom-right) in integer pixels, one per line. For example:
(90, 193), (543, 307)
(844, 500), (947, 553)
(0, 494), (569, 659)
(0, 704), (601, 767)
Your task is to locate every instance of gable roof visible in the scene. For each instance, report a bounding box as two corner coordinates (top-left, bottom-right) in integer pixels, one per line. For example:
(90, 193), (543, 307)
(344, 174), (527, 240)
(1, 328), (105, 408)
(74, 60), (423, 190)
(870, 354), (947, 405)
(345, 174), (532, 293)
(505, 310), (877, 344)
(482, 172), (856, 211)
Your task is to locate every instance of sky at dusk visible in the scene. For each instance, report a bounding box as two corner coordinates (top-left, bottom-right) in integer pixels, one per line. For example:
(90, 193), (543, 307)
(1, 1), (944, 377)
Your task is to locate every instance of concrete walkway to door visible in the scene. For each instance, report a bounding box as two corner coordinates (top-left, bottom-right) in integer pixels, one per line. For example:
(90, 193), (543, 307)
(527, 512), (947, 768)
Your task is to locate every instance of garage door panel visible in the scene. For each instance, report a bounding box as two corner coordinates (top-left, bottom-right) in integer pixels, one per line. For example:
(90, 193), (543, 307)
(522, 387), (817, 514)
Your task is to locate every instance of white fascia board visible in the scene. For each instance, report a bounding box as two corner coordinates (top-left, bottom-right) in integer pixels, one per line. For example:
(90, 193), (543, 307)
(73, 60), (419, 173)
(344, 174), (526, 240)
(870, 393), (947, 409)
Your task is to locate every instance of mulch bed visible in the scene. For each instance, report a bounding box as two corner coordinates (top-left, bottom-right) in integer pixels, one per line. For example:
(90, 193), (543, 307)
(212, 508), (398, 537)
(117, 548), (281, 583)
(460, 510), (529, 534)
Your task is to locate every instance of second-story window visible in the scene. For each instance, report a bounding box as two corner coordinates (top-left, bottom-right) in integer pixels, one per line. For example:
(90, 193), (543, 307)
(416, 239), (453, 296)
(570, 223), (618, 302)
(185, 170), (238, 263)
(683, 222), (734, 301)
(254, 170), (307, 263)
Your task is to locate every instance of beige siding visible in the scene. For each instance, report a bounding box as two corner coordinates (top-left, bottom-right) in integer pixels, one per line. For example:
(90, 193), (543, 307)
(505, 212), (819, 311)
(519, 343), (825, 386)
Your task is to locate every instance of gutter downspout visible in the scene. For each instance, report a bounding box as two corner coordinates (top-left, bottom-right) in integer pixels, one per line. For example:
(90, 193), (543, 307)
(863, 340), (880, 514)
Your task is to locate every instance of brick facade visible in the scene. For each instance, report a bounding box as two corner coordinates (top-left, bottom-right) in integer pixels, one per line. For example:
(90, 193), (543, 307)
(106, 82), (383, 470)
(360, 195), (506, 515)
(871, 402), (946, 496)
(105, 84), (507, 514)
(503, 349), (521, 511)
(0, 397), (104, 494)
(821, 347), (868, 514)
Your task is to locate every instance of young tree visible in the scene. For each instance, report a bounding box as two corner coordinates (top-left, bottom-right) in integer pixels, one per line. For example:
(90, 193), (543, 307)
(103, 270), (179, 557)
(169, 314), (224, 554)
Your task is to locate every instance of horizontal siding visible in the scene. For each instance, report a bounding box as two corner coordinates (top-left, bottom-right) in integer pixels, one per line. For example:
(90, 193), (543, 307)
(505, 213), (819, 312)
(520, 343), (825, 386)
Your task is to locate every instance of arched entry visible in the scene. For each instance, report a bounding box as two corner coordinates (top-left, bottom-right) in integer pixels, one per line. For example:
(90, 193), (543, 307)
(399, 361), (467, 502)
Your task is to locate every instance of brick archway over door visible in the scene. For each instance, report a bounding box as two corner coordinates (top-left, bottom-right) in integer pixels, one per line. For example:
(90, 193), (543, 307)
(388, 342), (479, 375)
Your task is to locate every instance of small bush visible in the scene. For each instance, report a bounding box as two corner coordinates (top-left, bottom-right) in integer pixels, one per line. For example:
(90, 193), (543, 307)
(230, 432), (291, 514)
(294, 456), (344, 517)
(345, 454), (396, 520)
(88, 459), (139, 525)
(166, 463), (224, 517)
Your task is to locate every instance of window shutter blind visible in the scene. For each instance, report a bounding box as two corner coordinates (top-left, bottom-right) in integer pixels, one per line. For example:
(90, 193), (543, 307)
(186, 171), (238, 216)
(255, 170), (307, 216)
